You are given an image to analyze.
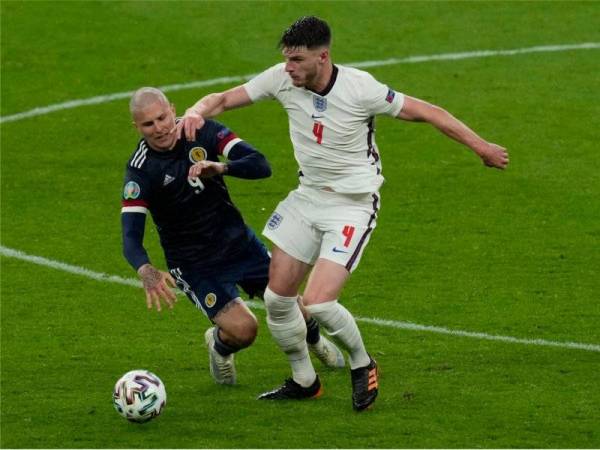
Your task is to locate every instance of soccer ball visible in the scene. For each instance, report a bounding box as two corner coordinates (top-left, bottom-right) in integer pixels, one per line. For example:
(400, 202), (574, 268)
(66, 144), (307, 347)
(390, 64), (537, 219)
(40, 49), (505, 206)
(113, 369), (167, 423)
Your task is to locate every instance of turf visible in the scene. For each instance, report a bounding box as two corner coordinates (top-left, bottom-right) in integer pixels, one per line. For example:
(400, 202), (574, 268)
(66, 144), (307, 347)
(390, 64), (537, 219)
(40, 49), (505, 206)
(1, 1), (599, 448)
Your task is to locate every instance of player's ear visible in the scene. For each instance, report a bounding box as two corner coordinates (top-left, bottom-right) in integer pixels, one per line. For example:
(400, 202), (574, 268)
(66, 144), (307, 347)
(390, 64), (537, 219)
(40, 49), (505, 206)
(131, 110), (142, 132)
(170, 103), (176, 116)
(318, 48), (329, 63)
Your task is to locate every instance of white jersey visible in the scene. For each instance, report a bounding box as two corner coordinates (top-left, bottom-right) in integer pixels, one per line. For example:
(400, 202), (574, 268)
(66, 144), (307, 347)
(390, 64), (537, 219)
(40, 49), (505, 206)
(244, 63), (404, 193)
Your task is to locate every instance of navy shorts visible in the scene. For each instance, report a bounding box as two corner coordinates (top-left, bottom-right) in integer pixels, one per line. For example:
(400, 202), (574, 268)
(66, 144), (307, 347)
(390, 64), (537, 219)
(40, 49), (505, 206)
(169, 228), (270, 320)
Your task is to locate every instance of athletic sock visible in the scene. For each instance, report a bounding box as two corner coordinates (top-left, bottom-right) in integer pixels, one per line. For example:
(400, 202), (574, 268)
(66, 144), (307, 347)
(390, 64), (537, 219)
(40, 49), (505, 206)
(305, 300), (370, 369)
(213, 327), (239, 357)
(264, 287), (317, 387)
(305, 317), (321, 345)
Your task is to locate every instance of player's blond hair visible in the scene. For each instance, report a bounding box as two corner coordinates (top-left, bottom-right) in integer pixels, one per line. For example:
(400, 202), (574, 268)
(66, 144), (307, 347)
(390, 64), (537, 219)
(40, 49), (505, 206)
(129, 87), (170, 115)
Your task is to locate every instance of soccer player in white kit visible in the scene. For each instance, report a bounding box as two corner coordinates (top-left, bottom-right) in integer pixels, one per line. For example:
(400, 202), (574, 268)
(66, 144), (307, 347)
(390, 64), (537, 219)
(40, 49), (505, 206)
(176, 16), (509, 411)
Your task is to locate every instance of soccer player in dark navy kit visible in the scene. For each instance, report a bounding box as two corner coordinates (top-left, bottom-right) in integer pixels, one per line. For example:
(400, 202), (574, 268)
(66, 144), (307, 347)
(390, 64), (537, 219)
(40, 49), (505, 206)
(122, 87), (344, 385)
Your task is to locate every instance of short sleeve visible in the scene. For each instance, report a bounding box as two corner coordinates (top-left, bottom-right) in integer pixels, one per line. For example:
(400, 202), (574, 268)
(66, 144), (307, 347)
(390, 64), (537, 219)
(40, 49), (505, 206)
(121, 168), (150, 214)
(243, 63), (286, 102)
(360, 72), (405, 117)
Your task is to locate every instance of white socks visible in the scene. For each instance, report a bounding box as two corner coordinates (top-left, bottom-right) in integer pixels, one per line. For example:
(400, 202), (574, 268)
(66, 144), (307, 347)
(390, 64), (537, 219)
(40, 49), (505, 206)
(263, 287), (316, 387)
(305, 300), (370, 369)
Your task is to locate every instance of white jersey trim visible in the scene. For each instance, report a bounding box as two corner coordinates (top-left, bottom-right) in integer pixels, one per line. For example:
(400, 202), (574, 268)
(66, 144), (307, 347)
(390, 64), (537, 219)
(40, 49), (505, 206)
(121, 206), (149, 214)
(131, 141), (148, 169)
(391, 94), (405, 117)
(223, 138), (242, 158)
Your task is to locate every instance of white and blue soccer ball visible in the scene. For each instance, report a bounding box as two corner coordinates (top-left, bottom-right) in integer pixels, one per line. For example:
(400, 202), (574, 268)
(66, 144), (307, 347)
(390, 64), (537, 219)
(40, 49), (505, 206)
(113, 369), (167, 423)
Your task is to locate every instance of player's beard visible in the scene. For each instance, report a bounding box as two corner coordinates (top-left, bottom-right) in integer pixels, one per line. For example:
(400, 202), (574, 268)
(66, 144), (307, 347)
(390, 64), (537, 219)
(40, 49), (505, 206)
(284, 58), (316, 88)
(305, 63), (325, 91)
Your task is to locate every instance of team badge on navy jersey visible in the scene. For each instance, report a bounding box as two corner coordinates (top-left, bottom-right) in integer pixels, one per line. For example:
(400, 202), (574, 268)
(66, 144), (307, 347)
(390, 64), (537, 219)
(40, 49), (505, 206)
(189, 147), (207, 163)
(205, 293), (217, 308)
(313, 95), (327, 112)
(123, 181), (141, 199)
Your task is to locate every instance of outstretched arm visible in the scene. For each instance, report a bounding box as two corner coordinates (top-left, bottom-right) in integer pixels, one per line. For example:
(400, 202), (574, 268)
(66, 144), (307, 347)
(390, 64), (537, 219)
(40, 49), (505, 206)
(398, 96), (509, 169)
(122, 212), (177, 311)
(176, 85), (253, 141)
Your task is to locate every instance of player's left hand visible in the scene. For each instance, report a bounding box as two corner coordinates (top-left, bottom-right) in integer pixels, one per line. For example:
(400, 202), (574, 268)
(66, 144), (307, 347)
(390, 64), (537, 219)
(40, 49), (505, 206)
(188, 160), (227, 179)
(476, 143), (509, 170)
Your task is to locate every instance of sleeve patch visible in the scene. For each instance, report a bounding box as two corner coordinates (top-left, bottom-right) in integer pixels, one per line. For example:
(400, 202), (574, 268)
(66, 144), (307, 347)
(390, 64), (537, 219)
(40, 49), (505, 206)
(385, 88), (396, 104)
(123, 181), (141, 199)
(217, 129), (231, 140)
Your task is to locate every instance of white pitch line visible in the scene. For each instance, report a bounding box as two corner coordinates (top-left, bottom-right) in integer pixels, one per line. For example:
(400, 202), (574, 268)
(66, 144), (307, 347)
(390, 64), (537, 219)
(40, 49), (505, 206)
(0, 245), (141, 288)
(2, 245), (599, 354)
(0, 74), (259, 125)
(1, 42), (598, 124)
(356, 317), (600, 353)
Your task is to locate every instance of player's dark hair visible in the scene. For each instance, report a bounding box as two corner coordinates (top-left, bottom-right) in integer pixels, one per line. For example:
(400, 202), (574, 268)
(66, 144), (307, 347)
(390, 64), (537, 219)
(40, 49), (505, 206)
(279, 16), (331, 49)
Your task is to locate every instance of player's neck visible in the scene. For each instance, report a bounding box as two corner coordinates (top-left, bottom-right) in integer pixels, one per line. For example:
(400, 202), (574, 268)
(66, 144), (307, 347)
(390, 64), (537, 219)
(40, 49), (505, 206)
(308, 62), (334, 93)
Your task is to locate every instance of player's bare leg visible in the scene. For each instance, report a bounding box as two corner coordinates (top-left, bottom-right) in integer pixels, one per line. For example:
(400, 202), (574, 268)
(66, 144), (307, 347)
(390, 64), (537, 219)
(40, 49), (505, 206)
(258, 246), (323, 399)
(205, 299), (257, 385)
(303, 258), (378, 411)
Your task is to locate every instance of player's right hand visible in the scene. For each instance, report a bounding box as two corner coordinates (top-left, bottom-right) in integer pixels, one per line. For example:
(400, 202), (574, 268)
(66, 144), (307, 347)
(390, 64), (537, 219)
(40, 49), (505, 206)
(476, 143), (509, 170)
(174, 109), (205, 142)
(137, 264), (178, 312)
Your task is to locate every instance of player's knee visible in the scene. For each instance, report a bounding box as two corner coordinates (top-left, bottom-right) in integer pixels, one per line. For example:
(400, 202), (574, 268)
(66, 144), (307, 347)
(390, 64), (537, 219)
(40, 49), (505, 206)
(239, 316), (258, 347)
(302, 285), (342, 306)
(228, 315), (258, 348)
(267, 250), (306, 296)
(301, 292), (319, 306)
(266, 274), (298, 297)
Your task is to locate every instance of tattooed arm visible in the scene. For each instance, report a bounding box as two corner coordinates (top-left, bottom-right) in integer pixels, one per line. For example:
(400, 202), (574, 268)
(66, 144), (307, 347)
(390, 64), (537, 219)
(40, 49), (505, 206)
(122, 211), (177, 311)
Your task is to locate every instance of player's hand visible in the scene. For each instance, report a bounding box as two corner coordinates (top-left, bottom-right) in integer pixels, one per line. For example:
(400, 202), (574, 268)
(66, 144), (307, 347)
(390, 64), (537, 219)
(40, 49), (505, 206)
(137, 264), (177, 311)
(476, 143), (509, 170)
(173, 109), (205, 142)
(188, 160), (227, 179)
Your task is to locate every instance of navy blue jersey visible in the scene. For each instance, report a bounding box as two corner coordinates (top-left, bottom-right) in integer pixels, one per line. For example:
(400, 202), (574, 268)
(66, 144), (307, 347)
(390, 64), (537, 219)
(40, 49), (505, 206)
(121, 119), (270, 270)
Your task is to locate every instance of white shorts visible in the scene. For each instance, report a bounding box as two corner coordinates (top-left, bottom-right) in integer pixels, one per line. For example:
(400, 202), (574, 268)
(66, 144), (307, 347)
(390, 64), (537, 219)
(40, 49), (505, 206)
(262, 185), (380, 272)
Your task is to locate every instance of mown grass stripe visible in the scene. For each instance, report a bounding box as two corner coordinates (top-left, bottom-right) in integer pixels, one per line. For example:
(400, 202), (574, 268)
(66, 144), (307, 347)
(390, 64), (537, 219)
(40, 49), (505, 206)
(2, 244), (598, 354)
(1, 42), (598, 124)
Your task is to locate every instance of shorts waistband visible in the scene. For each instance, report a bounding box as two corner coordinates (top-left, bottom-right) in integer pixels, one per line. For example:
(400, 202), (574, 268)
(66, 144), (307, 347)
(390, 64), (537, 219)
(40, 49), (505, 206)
(295, 184), (379, 204)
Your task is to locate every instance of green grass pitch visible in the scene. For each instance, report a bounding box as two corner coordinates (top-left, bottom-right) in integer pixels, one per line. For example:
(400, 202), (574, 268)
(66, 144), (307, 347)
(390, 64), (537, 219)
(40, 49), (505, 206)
(1, 1), (599, 448)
